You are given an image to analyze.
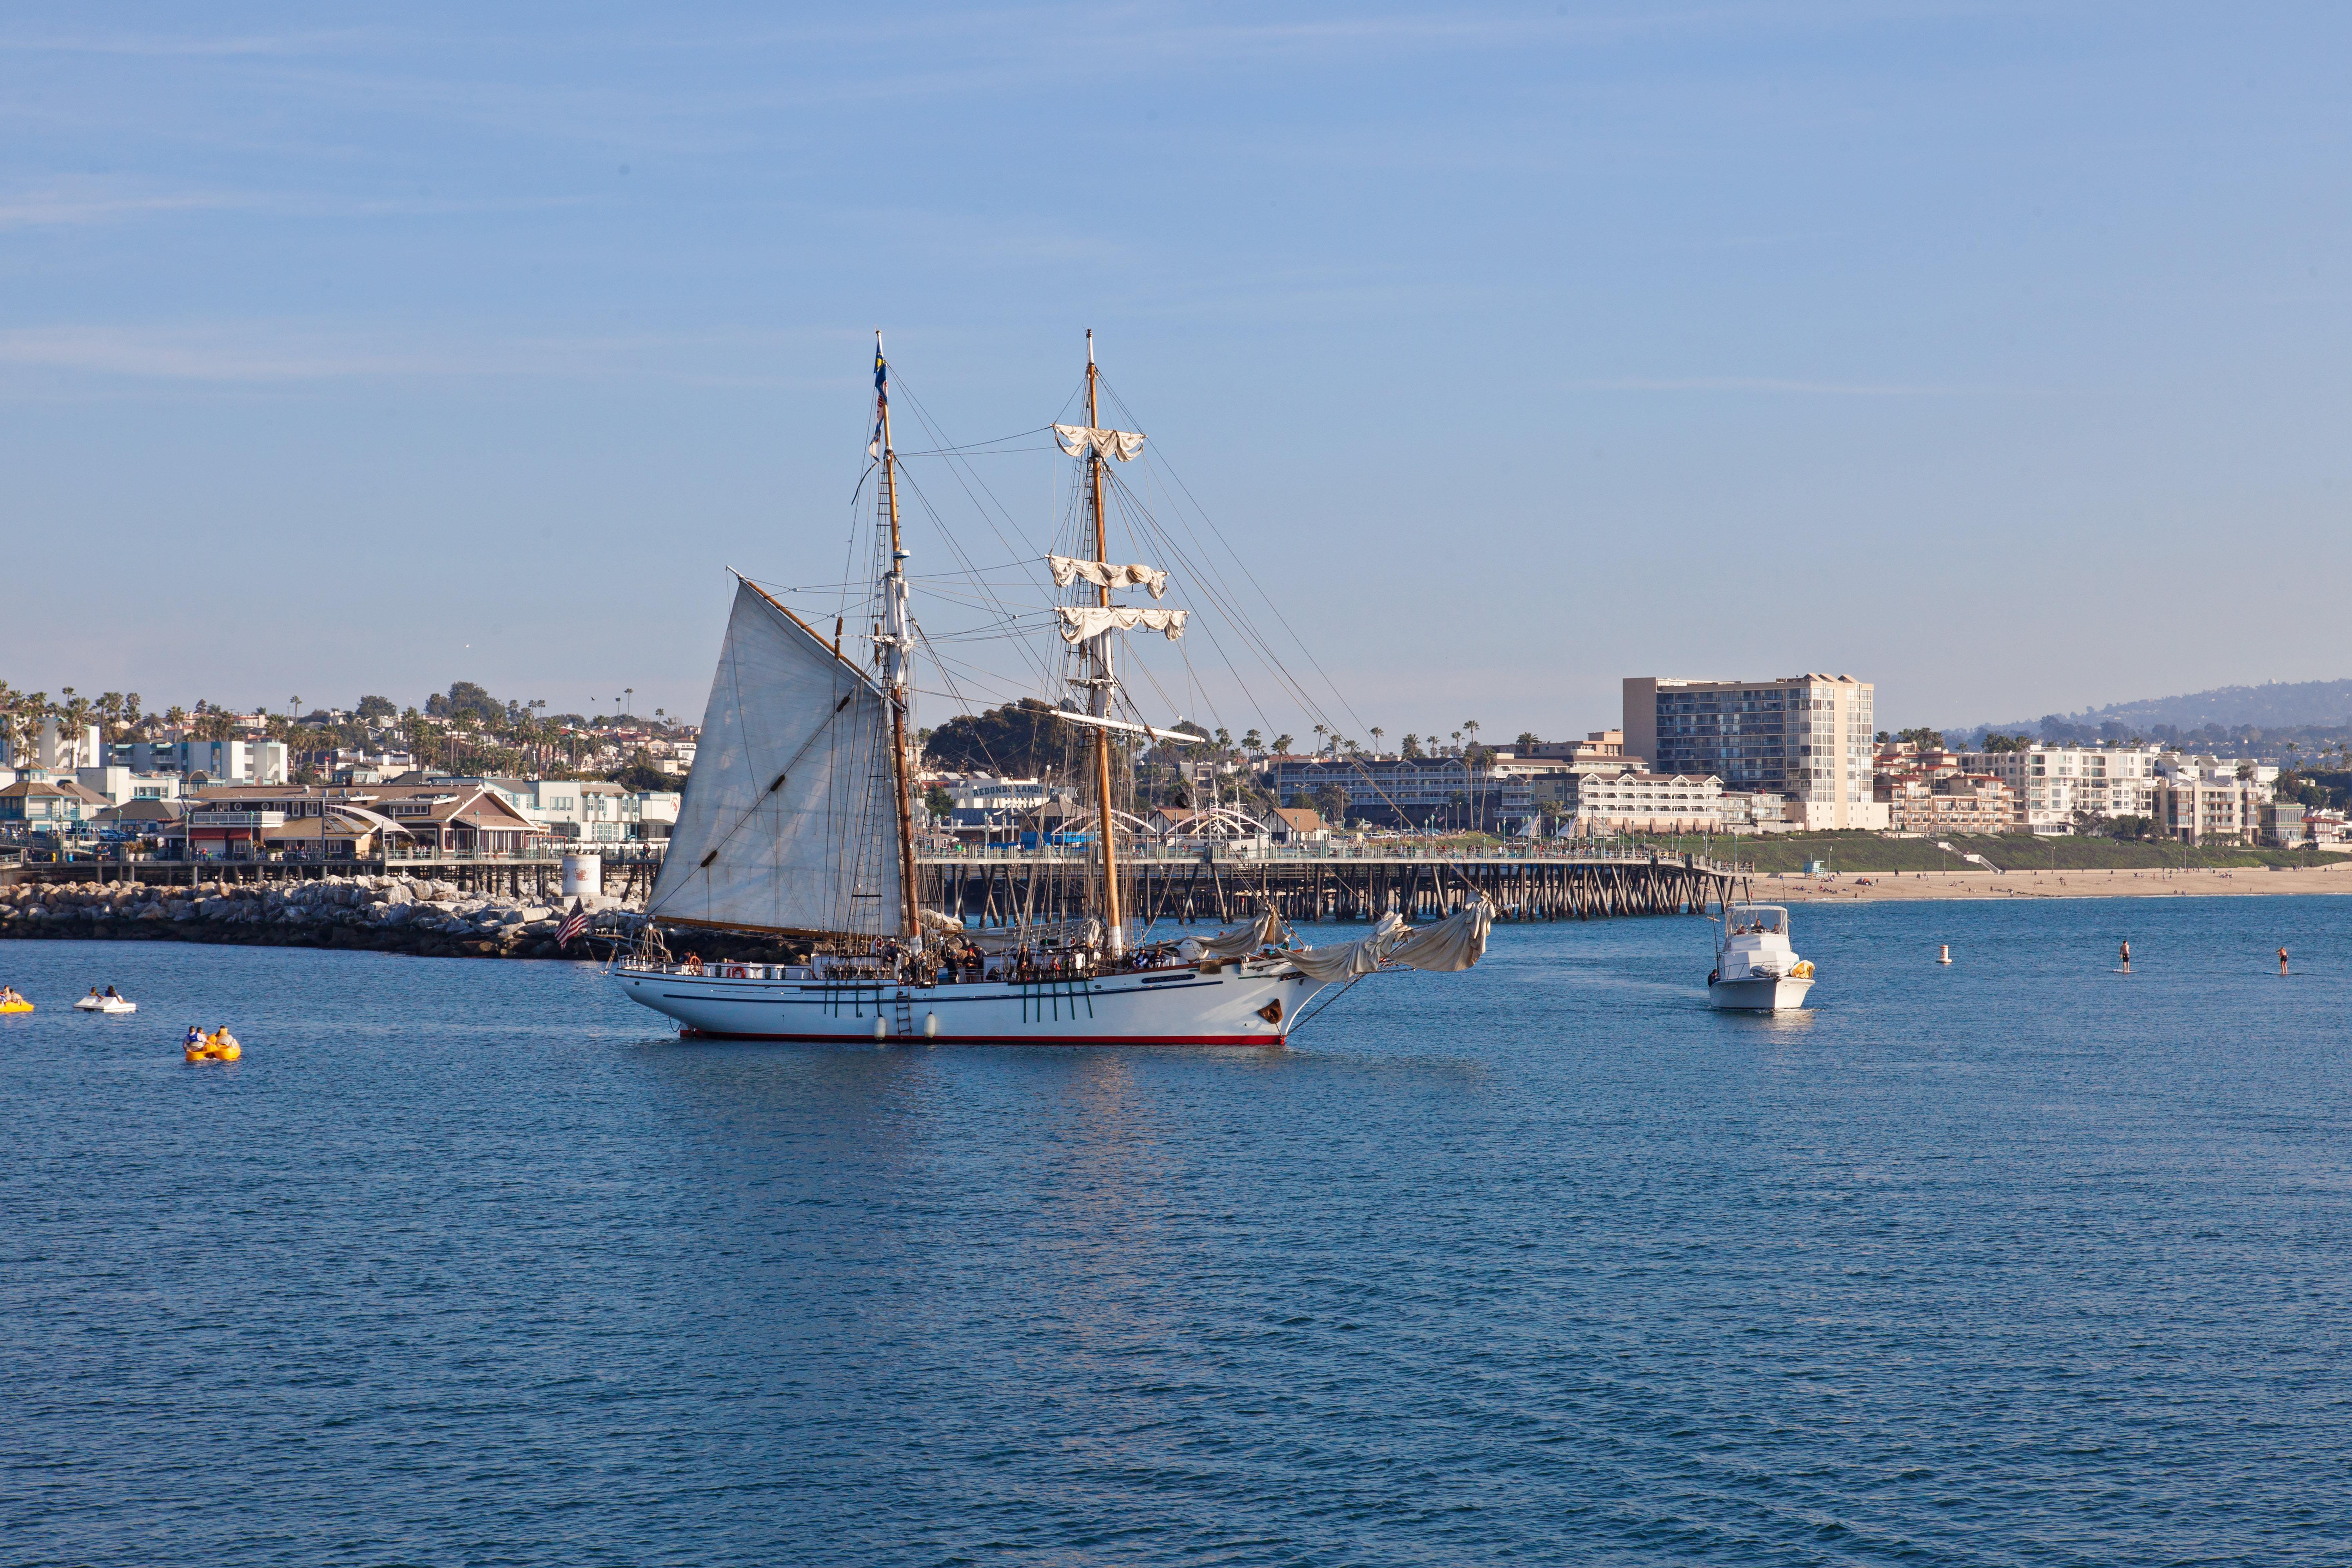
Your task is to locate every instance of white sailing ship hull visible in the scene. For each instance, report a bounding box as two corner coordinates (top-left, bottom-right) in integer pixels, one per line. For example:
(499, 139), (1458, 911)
(616, 960), (1323, 1045)
(1706, 975), (1814, 1011)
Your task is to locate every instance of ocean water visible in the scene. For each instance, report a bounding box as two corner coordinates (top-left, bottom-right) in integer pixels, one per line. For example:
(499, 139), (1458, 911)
(4, 895), (2349, 1566)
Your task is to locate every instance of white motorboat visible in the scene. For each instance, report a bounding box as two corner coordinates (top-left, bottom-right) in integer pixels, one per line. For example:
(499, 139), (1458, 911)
(1707, 904), (1815, 1011)
(74, 993), (137, 1014)
(614, 335), (1492, 1044)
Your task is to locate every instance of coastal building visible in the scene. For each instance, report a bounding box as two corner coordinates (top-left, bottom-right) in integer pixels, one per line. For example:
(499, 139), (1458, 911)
(1550, 771), (1726, 837)
(948, 774), (1053, 813)
(1269, 753), (1563, 831)
(1720, 790), (1789, 833)
(1958, 744), (2160, 832)
(145, 737), (290, 786)
(1624, 674), (1884, 830)
(1875, 764), (2015, 835)
(73, 767), (185, 807)
(2149, 776), (2258, 846)
(2137, 756), (2272, 847)
(0, 779), (108, 828)
(1261, 806), (1328, 844)
(426, 775), (681, 842)
(2259, 801), (2331, 848)
(192, 782), (550, 857)
(1517, 731), (1632, 767)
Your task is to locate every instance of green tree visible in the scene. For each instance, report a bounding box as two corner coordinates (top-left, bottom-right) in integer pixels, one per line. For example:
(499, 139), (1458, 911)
(922, 699), (1066, 778)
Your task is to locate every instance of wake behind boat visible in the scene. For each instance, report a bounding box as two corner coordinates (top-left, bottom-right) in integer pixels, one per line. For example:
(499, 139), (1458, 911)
(615, 334), (1490, 1043)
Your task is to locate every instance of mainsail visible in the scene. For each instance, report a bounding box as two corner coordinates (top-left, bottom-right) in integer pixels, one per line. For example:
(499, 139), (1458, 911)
(647, 577), (903, 937)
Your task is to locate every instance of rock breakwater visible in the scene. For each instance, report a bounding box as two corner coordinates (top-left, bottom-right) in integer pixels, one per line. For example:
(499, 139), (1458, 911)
(0, 875), (664, 961)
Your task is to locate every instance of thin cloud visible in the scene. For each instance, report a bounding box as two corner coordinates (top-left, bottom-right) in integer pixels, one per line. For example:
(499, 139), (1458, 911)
(0, 188), (247, 227)
(1564, 375), (2056, 397)
(0, 323), (845, 384)
(0, 181), (601, 229)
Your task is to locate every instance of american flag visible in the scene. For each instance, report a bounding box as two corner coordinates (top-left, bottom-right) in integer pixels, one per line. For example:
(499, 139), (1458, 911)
(556, 900), (591, 949)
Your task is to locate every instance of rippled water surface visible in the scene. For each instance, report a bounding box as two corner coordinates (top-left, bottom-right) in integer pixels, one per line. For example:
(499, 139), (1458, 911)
(6, 895), (2351, 1565)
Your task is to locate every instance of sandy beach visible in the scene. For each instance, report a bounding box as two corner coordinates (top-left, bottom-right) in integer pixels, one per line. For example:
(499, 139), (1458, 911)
(1752, 861), (2352, 903)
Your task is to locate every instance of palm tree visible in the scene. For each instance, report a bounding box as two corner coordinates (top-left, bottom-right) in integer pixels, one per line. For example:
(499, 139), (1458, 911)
(1370, 727), (1384, 754)
(1242, 728), (1262, 755)
(1312, 722), (1328, 755)
(1271, 734), (1293, 756)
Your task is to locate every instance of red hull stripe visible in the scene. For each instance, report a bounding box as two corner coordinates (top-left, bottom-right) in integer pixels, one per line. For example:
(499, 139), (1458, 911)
(679, 1029), (1282, 1046)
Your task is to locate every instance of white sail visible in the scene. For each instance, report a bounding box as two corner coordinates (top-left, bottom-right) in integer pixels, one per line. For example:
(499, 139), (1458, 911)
(1056, 605), (1188, 643)
(1048, 555), (1169, 599)
(647, 578), (903, 936)
(1052, 424), (1145, 461)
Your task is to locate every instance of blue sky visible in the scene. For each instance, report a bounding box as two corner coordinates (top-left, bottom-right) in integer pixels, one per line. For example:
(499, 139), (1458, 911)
(5, 3), (2349, 739)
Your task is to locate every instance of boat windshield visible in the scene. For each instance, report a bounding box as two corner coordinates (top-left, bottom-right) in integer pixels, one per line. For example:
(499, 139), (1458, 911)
(1726, 906), (1788, 936)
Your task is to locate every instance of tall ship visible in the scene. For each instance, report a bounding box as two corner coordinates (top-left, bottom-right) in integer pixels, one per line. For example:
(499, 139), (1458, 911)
(615, 334), (1489, 1043)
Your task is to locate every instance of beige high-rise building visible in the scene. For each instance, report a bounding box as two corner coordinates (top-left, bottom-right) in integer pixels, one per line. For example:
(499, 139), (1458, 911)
(1624, 673), (1885, 831)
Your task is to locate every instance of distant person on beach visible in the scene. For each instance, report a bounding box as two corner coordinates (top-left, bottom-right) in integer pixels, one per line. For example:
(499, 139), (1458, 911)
(2279, 947), (2290, 976)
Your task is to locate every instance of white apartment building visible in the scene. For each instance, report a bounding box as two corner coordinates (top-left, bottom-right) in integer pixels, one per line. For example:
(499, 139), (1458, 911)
(142, 738), (290, 786)
(1553, 771), (1726, 836)
(72, 767), (187, 807)
(441, 776), (683, 842)
(1625, 673), (1884, 830)
(1959, 744), (2163, 833)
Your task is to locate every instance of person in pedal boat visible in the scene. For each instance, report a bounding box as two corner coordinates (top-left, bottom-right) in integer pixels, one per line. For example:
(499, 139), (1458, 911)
(185, 1025), (204, 1050)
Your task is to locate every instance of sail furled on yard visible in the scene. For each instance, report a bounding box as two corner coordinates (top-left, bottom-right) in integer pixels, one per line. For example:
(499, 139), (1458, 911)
(1048, 555), (1168, 599)
(648, 578), (903, 937)
(1052, 424), (1146, 462)
(1056, 605), (1188, 643)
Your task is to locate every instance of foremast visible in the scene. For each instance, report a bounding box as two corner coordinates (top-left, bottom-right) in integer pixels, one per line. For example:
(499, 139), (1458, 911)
(1083, 330), (1126, 956)
(875, 332), (923, 946)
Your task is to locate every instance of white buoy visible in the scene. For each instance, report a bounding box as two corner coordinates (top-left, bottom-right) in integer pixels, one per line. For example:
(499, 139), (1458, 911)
(924, 1013), (939, 1038)
(872, 1016), (887, 1040)
(1938, 944), (1952, 965)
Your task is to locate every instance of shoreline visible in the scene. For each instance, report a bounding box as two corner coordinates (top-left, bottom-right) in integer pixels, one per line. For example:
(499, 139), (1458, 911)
(1752, 863), (2352, 903)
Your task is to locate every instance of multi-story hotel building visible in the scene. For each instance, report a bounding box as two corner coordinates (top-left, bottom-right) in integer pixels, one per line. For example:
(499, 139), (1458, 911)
(1624, 674), (1884, 830)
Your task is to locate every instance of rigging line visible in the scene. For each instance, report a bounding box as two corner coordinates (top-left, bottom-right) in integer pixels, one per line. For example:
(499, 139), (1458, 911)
(1109, 465), (1320, 725)
(891, 374), (1058, 587)
(1099, 372), (1377, 740)
(1117, 475), (1348, 754)
(1104, 485), (1414, 821)
(1106, 479), (1291, 742)
(888, 388), (1061, 696)
(889, 423), (1056, 455)
(895, 445), (1059, 458)
(891, 461), (1055, 695)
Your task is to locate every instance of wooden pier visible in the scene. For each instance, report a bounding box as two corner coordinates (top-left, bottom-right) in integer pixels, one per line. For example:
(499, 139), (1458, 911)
(4, 843), (1748, 927)
(924, 849), (1749, 929)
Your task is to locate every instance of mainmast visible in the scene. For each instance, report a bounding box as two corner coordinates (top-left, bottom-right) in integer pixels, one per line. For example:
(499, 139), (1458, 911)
(875, 332), (923, 945)
(1085, 330), (1126, 955)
